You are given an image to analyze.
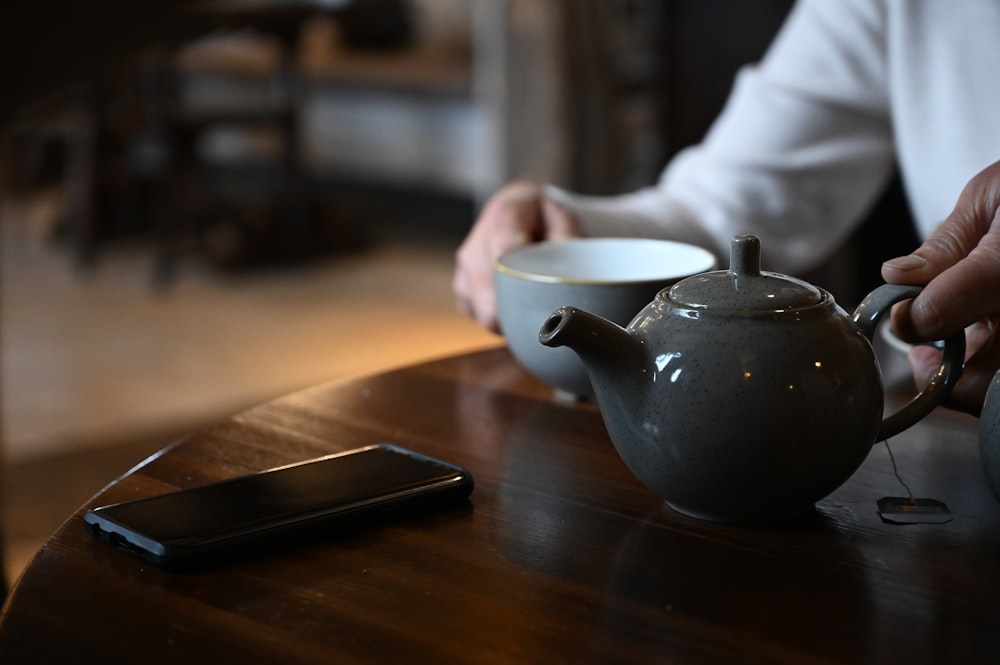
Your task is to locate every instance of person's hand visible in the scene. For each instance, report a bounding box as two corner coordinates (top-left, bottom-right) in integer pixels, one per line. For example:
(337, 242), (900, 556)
(453, 181), (579, 332)
(881, 159), (1000, 415)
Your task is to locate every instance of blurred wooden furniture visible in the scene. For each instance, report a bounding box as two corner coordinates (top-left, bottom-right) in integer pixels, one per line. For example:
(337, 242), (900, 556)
(4, 1), (829, 276)
(1, 1), (419, 281)
(1, 347), (998, 664)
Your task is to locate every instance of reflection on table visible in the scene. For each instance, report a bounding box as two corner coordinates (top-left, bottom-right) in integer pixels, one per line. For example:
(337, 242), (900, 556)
(0, 347), (997, 664)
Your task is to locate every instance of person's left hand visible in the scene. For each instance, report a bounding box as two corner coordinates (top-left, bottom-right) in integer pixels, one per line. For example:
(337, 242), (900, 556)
(881, 159), (1000, 416)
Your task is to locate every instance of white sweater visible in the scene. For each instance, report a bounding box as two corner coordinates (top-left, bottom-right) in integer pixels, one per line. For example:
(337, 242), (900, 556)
(546, 0), (1000, 273)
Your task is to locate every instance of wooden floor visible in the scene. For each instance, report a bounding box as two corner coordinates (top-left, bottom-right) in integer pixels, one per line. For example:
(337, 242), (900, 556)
(0, 189), (500, 587)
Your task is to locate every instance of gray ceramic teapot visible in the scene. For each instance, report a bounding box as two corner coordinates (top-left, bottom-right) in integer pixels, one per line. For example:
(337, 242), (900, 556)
(539, 234), (966, 522)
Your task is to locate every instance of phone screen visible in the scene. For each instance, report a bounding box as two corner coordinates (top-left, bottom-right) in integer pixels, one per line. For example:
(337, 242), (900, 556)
(84, 443), (473, 566)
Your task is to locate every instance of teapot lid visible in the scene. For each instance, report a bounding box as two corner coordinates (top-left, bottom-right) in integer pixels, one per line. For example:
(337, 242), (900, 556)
(666, 235), (825, 311)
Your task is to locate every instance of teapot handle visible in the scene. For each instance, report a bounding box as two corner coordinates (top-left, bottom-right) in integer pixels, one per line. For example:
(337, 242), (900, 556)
(853, 284), (965, 441)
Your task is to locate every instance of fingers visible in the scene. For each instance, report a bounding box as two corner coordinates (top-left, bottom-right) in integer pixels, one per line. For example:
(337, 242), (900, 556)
(881, 160), (1000, 340)
(453, 183), (537, 331)
(907, 318), (1000, 416)
(452, 182), (580, 332)
(886, 228), (1000, 340)
(882, 160), (1000, 284)
(541, 195), (579, 241)
(881, 159), (1000, 415)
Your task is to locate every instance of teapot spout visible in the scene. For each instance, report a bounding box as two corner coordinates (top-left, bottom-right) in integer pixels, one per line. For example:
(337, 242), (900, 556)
(539, 306), (645, 394)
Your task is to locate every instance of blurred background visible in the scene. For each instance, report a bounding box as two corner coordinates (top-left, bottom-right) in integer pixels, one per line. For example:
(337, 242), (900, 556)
(2, 0), (912, 586)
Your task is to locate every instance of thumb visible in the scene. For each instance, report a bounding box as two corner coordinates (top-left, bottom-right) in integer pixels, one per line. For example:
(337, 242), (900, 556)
(882, 159), (1000, 287)
(541, 197), (580, 241)
(881, 161), (1000, 339)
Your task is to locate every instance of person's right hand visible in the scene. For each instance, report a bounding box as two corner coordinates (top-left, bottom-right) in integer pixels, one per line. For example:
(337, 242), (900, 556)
(453, 181), (579, 332)
(881, 159), (1000, 415)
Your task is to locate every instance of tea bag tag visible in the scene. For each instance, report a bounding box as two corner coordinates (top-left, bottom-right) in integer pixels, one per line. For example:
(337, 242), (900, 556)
(877, 497), (952, 524)
(876, 440), (953, 525)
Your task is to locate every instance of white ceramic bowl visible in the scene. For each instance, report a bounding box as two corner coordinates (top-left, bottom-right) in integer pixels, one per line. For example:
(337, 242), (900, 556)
(495, 237), (717, 398)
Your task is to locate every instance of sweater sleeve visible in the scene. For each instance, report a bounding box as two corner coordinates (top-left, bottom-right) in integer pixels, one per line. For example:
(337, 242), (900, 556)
(547, 0), (897, 274)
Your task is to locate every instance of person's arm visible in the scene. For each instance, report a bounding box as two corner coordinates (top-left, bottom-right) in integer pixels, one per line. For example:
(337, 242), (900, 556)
(882, 159), (1000, 416)
(454, 0), (895, 328)
(552, 0), (897, 274)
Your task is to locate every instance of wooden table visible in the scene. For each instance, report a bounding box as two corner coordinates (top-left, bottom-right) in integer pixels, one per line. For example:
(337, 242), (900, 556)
(1, 347), (999, 664)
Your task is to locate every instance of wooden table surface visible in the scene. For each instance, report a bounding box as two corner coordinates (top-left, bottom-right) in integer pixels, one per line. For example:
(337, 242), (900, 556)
(2, 347), (999, 664)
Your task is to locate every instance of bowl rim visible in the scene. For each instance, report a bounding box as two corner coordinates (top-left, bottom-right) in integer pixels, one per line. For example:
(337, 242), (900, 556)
(494, 237), (717, 285)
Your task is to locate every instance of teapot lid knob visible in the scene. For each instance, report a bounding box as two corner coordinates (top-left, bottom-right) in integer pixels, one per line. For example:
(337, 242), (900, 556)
(731, 235), (762, 277)
(665, 234), (826, 311)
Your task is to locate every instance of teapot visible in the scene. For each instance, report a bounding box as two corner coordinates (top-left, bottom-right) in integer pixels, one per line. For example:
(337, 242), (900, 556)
(539, 235), (965, 522)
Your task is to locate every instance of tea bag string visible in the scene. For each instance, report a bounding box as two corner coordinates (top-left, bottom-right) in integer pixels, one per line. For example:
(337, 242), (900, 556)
(884, 438), (915, 504)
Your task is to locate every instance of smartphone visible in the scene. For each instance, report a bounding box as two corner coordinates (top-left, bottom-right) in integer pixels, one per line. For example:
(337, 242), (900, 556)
(84, 443), (474, 568)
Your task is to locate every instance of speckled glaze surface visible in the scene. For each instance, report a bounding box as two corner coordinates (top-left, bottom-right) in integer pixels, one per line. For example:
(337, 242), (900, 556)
(979, 370), (1000, 504)
(540, 235), (965, 522)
